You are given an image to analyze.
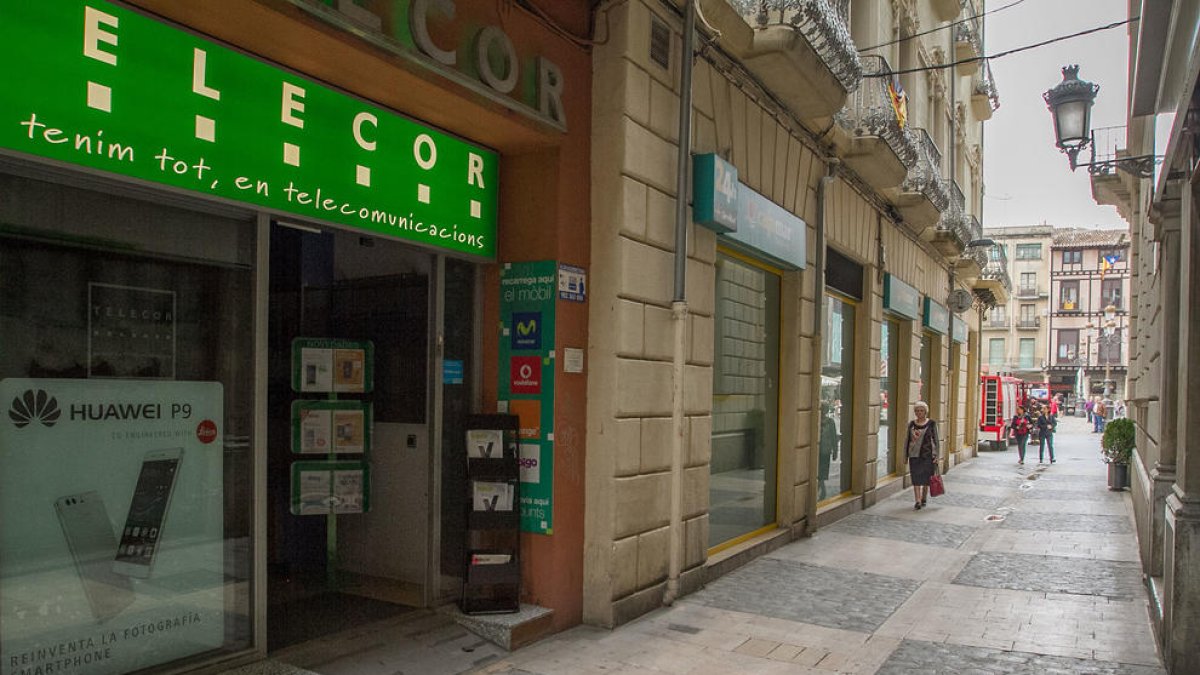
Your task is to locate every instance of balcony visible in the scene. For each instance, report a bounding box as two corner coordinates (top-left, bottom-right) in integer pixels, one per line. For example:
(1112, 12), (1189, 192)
(719, 0), (863, 120)
(1088, 125), (1136, 222)
(891, 127), (950, 231)
(930, 181), (972, 256)
(1017, 318), (1041, 329)
(976, 244), (1012, 304)
(1015, 285), (1045, 299)
(971, 61), (1000, 121)
(954, 15), (981, 76)
(831, 55), (918, 190)
(982, 318), (1008, 329)
(933, 0), (962, 22)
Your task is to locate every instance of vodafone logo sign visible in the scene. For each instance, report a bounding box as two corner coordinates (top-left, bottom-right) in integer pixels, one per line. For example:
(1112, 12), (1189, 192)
(510, 356), (542, 394)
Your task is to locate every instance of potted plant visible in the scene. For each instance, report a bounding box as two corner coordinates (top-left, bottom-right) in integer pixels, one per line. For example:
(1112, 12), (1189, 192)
(1101, 418), (1135, 490)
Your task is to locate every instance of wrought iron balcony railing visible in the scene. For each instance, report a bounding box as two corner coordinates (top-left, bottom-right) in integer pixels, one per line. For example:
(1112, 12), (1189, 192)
(983, 318), (1008, 329)
(973, 60), (1000, 110)
(901, 127), (950, 211)
(730, 0), (863, 91)
(981, 243), (1012, 290)
(1017, 318), (1041, 329)
(936, 180), (971, 246)
(955, 15), (981, 56)
(834, 55), (918, 165)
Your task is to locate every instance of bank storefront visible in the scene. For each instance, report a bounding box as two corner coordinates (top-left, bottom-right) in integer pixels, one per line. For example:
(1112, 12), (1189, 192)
(0, 1), (588, 672)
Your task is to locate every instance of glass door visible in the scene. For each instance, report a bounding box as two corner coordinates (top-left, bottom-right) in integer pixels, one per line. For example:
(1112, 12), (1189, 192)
(709, 251), (781, 549)
(877, 320), (899, 478)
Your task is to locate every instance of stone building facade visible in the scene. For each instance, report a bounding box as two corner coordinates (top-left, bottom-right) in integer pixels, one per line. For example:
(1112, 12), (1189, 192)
(1086, 1), (1200, 670)
(583, 0), (1007, 627)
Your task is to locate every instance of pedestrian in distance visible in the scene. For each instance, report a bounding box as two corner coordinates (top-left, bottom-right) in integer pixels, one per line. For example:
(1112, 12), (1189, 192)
(1036, 406), (1058, 463)
(905, 401), (939, 510)
(1010, 405), (1032, 465)
(1085, 397), (1095, 423)
(1093, 397), (1107, 433)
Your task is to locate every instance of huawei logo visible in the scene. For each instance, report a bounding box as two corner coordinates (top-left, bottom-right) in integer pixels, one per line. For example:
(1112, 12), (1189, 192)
(8, 390), (61, 428)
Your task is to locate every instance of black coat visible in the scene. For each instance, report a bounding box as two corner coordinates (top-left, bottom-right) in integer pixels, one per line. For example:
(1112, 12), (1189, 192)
(1035, 413), (1057, 436)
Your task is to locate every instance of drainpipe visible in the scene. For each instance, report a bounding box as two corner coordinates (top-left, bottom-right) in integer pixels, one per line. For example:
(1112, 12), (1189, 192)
(665, 0), (695, 607)
(810, 161), (835, 522)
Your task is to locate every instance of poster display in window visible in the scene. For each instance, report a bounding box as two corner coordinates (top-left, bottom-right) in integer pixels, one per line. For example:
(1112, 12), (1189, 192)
(0, 378), (225, 675)
(291, 338), (374, 393)
(290, 400), (372, 455)
(290, 461), (370, 515)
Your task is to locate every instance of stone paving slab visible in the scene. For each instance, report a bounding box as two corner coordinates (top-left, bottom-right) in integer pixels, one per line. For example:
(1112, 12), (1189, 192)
(928, 491), (1010, 510)
(687, 557), (920, 632)
(765, 530), (973, 582)
(875, 638), (1166, 675)
(953, 552), (1145, 599)
(950, 473), (1028, 487)
(981, 529), (1141, 562)
(1013, 498), (1130, 517)
(825, 512), (979, 549)
(1019, 487), (1126, 501)
(1000, 511), (1133, 534)
(877, 582), (1163, 666)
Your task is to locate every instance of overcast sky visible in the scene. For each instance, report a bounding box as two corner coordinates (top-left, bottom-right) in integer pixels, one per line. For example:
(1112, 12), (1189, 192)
(981, 0), (1129, 230)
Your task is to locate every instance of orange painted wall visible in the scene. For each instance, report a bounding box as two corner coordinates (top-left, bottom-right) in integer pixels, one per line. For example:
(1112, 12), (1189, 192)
(131, 0), (591, 633)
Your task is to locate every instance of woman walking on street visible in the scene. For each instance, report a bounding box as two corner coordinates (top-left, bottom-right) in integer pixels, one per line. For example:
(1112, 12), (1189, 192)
(1036, 406), (1058, 464)
(1011, 405), (1032, 465)
(905, 401), (939, 510)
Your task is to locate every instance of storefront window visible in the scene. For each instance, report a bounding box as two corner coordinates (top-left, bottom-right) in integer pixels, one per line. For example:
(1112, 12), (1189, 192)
(0, 173), (255, 674)
(709, 253), (780, 548)
(819, 294), (855, 501)
(877, 321), (898, 478)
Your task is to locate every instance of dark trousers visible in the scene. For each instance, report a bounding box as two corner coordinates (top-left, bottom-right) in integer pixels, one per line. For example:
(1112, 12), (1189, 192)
(1015, 434), (1028, 462)
(1039, 433), (1055, 462)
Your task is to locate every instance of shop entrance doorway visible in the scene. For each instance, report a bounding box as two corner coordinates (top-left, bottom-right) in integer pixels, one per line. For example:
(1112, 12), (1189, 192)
(265, 222), (477, 650)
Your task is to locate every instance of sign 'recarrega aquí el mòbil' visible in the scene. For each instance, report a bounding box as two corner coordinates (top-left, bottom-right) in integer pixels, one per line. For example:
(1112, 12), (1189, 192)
(0, 0), (499, 258)
(0, 379), (224, 675)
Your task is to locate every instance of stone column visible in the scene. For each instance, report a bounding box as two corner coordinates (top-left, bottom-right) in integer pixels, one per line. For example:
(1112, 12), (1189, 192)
(1163, 180), (1200, 673)
(1151, 202), (1181, 579)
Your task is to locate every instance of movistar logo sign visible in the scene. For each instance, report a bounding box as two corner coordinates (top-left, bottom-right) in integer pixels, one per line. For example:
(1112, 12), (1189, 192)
(511, 312), (542, 350)
(8, 390), (61, 428)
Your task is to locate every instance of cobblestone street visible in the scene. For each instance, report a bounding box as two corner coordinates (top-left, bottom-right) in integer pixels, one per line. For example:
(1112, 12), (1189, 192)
(472, 415), (1164, 674)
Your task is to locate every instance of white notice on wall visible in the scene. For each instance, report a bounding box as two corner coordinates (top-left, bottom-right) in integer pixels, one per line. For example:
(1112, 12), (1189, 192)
(563, 348), (584, 374)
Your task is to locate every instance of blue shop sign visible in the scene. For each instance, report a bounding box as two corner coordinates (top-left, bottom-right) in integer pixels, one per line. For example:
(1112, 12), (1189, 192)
(951, 316), (968, 344)
(693, 154), (738, 233)
(924, 297), (950, 335)
(883, 274), (921, 320)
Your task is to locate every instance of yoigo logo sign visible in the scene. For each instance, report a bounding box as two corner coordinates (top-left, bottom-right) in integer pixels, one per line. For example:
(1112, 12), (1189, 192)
(8, 389), (61, 428)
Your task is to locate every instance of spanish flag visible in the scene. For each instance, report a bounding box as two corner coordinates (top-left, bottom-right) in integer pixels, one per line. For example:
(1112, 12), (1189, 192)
(888, 76), (908, 129)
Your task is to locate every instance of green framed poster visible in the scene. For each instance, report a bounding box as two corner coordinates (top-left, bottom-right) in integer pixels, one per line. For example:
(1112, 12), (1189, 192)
(0, 0), (499, 257)
(290, 460), (370, 515)
(290, 400), (372, 455)
(291, 338), (374, 393)
(499, 261), (556, 534)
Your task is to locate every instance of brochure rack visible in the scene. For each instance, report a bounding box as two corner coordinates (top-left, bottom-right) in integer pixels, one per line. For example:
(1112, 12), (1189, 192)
(462, 414), (521, 614)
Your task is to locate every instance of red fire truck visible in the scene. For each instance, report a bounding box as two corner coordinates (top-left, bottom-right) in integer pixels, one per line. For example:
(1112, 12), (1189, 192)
(979, 375), (1028, 451)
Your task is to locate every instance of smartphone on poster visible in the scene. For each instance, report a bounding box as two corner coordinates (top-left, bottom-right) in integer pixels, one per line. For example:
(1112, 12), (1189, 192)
(54, 491), (135, 622)
(112, 448), (183, 578)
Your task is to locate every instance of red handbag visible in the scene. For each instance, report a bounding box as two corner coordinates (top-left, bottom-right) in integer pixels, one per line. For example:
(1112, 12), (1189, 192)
(929, 473), (945, 497)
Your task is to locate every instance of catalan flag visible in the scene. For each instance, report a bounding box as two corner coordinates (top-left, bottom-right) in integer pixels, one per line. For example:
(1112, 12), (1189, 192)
(888, 76), (908, 129)
(1101, 253), (1119, 278)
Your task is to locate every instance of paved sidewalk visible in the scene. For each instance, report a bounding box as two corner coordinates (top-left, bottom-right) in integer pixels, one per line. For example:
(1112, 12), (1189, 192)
(477, 415), (1165, 674)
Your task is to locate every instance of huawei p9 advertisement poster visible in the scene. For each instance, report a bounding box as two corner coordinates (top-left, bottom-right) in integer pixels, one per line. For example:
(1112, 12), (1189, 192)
(0, 379), (225, 675)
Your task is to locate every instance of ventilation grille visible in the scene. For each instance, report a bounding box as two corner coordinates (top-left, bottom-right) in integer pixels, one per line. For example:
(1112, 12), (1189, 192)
(650, 17), (670, 70)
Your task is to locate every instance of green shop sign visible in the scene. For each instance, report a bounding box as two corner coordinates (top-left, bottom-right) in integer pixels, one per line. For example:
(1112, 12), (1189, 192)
(0, 0), (499, 257)
(883, 274), (921, 320)
(923, 297), (950, 336)
(499, 261), (557, 535)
